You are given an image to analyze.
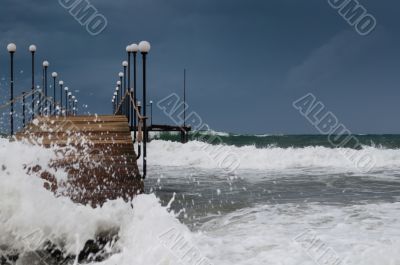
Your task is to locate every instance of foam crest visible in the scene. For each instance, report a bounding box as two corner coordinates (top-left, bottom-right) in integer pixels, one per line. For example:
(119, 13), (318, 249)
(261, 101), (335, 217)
(146, 140), (400, 172)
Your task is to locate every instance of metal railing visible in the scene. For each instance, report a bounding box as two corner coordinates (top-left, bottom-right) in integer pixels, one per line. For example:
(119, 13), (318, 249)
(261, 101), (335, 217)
(114, 90), (147, 178)
(111, 41), (150, 179)
(0, 88), (77, 137)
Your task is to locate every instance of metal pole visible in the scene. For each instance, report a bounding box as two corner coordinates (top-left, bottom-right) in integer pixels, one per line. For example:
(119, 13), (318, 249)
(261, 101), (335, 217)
(184, 69), (186, 127)
(68, 95), (71, 115)
(150, 102), (153, 126)
(142, 52), (147, 179)
(128, 52), (131, 128)
(123, 66), (127, 116)
(65, 91), (68, 116)
(10, 52), (14, 135)
(119, 76), (123, 107)
(118, 84), (121, 113)
(133, 51), (137, 141)
(44, 66), (48, 115)
(137, 103), (142, 160)
(22, 92), (26, 128)
(116, 91), (119, 111)
(31, 51), (35, 119)
(183, 69), (187, 143)
(41, 67), (44, 115)
(53, 76), (56, 115)
(60, 83), (63, 114)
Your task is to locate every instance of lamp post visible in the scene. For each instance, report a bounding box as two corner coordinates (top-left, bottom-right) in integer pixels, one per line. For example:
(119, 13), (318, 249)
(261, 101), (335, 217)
(68, 92), (72, 115)
(127, 45), (133, 128)
(37, 85), (42, 115)
(117, 79), (122, 100)
(42, 61), (49, 115)
(7, 43), (16, 135)
(118, 72), (124, 114)
(112, 98), (115, 113)
(114, 91), (118, 114)
(122, 61), (128, 93)
(59, 81), (64, 115)
(123, 61), (128, 118)
(51, 72), (58, 115)
(29, 44), (36, 119)
(64, 87), (69, 115)
(148, 100), (153, 126)
(139, 40), (151, 179)
(126, 45), (132, 89)
(72, 97), (76, 115)
(131, 43), (139, 141)
(22, 92), (26, 128)
(116, 84), (120, 114)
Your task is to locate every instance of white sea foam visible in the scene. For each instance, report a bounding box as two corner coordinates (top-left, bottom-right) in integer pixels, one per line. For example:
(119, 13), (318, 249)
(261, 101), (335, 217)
(2, 138), (400, 264)
(145, 140), (400, 172)
(196, 202), (400, 265)
(0, 138), (192, 264)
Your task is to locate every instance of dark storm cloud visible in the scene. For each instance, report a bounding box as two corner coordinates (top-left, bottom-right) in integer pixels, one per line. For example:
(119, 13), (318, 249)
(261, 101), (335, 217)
(0, 0), (399, 133)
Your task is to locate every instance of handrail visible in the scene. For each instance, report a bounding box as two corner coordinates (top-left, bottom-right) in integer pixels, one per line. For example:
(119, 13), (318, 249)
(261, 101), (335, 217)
(0, 89), (66, 113)
(1, 88), (72, 136)
(114, 91), (145, 120)
(114, 91), (147, 144)
(0, 89), (36, 110)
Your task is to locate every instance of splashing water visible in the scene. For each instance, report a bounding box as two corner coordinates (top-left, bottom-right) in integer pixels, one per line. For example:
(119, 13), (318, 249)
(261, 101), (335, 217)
(1, 136), (400, 264)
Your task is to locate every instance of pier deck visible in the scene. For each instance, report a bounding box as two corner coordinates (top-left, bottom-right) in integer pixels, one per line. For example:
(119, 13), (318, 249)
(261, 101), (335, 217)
(16, 115), (143, 206)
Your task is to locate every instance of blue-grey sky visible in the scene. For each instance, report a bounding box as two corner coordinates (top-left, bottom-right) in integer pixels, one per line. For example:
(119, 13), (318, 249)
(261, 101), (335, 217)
(0, 0), (399, 134)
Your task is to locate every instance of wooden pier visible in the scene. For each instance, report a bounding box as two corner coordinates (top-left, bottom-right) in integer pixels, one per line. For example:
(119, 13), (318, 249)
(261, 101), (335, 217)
(0, 41), (192, 208)
(16, 115), (143, 206)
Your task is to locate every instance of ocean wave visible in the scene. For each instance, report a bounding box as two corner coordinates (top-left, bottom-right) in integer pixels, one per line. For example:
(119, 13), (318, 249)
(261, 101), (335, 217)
(197, 202), (400, 264)
(145, 140), (400, 172)
(1, 139), (400, 264)
(0, 138), (191, 264)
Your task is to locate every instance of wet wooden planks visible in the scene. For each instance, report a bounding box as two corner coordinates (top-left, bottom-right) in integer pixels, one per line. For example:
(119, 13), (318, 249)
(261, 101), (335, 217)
(16, 115), (143, 206)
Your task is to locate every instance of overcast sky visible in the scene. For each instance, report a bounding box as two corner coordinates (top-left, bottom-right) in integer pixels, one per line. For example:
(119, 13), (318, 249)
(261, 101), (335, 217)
(0, 0), (399, 134)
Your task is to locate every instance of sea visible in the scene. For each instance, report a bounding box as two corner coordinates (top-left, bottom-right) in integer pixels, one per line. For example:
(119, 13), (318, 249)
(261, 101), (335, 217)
(1, 133), (400, 264)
